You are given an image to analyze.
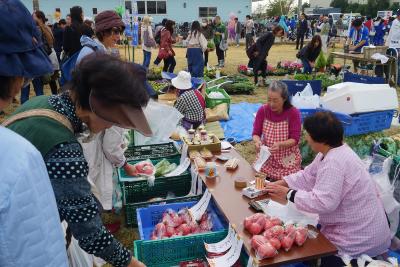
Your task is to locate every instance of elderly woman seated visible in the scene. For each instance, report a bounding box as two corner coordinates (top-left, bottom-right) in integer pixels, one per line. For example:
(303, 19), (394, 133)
(266, 111), (391, 266)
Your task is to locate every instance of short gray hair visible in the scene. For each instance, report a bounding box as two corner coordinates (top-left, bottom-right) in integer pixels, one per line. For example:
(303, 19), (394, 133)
(267, 80), (292, 109)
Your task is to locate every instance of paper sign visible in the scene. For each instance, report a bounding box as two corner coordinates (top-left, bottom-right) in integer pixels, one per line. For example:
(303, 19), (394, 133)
(180, 143), (188, 165)
(197, 173), (203, 195)
(165, 158), (190, 177)
(189, 189), (211, 221)
(204, 224), (236, 253)
(190, 164), (199, 195)
(206, 234), (243, 267)
(253, 146), (271, 172)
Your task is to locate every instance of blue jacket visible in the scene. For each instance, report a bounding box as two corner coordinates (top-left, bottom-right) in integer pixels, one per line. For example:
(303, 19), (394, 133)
(0, 127), (68, 267)
(279, 16), (289, 33)
(76, 35), (106, 64)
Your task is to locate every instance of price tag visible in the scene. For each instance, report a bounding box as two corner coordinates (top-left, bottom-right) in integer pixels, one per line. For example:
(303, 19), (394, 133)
(204, 224), (236, 253)
(165, 158), (190, 177)
(189, 189), (211, 221)
(190, 164), (199, 195)
(206, 234), (243, 267)
(180, 143), (188, 165)
(196, 173), (203, 195)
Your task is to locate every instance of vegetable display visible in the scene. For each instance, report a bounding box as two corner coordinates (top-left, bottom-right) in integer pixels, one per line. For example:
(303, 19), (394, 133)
(300, 131), (386, 166)
(150, 208), (213, 240)
(244, 213), (313, 260)
(294, 73), (342, 90)
(148, 80), (170, 93)
(147, 67), (162, 81)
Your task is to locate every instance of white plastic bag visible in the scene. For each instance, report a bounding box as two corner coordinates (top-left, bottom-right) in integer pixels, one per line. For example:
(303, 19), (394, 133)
(253, 146), (271, 172)
(134, 100), (184, 145)
(261, 200), (319, 227)
(291, 83), (320, 109)
(370, 156), (400, 238)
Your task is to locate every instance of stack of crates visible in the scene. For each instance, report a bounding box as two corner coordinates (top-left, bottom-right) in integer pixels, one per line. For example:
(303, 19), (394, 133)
(120, 143), (199, 226)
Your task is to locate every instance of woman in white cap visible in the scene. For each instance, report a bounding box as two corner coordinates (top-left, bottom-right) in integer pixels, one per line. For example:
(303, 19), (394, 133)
(173, 71), (206, 130)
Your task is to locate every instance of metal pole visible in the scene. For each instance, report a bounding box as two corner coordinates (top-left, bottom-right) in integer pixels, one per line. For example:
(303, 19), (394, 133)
(298, 0), (302, 16)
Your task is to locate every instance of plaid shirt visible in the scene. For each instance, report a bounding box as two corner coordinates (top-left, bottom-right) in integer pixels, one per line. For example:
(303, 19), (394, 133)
(175, 90), (205, 123)
(284, 144), (391, 258)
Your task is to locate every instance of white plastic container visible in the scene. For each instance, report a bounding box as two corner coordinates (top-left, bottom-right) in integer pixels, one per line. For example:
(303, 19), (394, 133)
(321, 82), (398, 114)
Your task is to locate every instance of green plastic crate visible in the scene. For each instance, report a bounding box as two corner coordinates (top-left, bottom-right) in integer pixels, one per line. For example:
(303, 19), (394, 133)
(125, 195), (202, 227)
(118, 157), (191, 205)
(124, 142), (180, 161)
(128, 130), (135, 148)
(205, 87), (231, 113)
(134, 230), (249, 267)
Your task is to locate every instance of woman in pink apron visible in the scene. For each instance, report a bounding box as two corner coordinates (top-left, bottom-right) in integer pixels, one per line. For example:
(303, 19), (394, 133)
(252, 80), (302, 180)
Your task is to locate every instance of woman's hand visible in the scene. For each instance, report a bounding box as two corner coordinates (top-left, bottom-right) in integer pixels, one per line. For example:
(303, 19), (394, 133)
(253, 137), (262, 153)
(270, 142), (281, 154)
(309, 61), (315, 67)
(265, 182), (289, 201)
(128, 257), (146, 267)
(124, 163), (138, 177)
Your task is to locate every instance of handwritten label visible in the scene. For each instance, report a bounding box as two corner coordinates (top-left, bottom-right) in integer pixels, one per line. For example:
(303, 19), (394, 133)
(189, 189), (211, 221)
(180, 143), (188, 165)
(204, 224), (236, 253)
(206, 234), (243, 267)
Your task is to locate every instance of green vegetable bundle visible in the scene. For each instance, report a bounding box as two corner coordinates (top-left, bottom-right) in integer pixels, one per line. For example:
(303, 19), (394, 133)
(154, 159), (177, 177)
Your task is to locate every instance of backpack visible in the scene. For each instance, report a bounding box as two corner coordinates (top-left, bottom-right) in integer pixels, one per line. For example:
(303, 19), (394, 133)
(60, 45), (98, 86)
(155, 27), (164, 45)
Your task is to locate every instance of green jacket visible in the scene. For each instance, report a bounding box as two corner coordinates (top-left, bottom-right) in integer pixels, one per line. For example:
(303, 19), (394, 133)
(6, 95), (76, 157)
(213, 23), (227, 45)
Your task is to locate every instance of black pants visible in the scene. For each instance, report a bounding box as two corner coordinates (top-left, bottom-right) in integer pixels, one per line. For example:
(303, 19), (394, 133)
(154, 56), (162, 65)
(254, 60), (267, 84)
(296, 33), (305, 49)
(204, 50), (209, 67)
(216, 45), (224, 61)
(245, 33), (254, 49)
(163, 56), (176, 73)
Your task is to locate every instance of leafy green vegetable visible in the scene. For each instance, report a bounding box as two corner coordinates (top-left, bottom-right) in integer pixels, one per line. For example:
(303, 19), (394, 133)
(155, 159), (170, 177)
(315, 52), (327, 70)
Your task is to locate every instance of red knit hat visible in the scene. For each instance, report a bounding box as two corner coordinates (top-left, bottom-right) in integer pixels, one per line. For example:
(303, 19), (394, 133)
(95, 10), (125, 33)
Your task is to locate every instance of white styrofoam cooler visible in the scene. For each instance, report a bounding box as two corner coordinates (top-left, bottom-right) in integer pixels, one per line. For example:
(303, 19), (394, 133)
(322, 82), (399, 114)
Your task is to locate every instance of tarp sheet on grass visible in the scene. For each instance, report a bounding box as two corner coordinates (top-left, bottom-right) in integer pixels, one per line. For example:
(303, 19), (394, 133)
(220, 102), (262, 143)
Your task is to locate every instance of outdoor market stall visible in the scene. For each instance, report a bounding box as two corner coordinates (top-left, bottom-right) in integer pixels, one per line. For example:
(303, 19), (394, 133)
(196, 148), (338, 266)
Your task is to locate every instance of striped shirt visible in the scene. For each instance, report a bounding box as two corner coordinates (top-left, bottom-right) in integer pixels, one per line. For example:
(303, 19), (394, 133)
(284, 144), (391, 258)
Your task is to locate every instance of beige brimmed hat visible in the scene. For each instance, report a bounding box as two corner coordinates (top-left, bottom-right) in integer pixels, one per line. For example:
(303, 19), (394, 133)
(172, 71), (193, 90)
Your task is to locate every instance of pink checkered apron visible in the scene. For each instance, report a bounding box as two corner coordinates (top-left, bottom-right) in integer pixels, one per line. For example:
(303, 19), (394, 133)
(259, 118), (301, 180)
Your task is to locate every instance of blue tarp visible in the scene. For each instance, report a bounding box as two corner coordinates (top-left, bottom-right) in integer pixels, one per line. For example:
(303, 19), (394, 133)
(220, 102), (262, 143)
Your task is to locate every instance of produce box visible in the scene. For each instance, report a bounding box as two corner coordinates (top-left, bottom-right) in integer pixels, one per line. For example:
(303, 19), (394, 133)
(282, 80), (322, 96)
(136, 199), (228, 240)
(125, 195), (202, 227)
(181, 134), (222, 153)
(363, 46), (388, 59)
(338, 110), (395, 137)
(124, 142), (180, 161)
(205, 87), (231, 113)
(118, 157), (191, 205)
(134, 230), (250, 267)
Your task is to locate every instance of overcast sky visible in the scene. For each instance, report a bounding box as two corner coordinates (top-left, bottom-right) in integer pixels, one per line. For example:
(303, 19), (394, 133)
(252, 0), (310, 12)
